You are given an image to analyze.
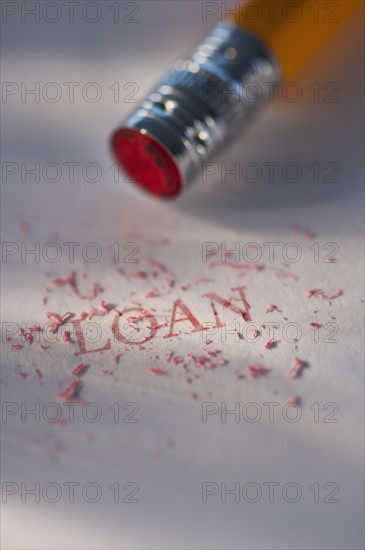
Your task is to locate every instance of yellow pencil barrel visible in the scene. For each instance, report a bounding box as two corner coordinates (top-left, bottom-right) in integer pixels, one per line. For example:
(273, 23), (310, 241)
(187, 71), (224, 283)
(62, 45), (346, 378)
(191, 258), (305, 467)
(232, 0), (361, 77)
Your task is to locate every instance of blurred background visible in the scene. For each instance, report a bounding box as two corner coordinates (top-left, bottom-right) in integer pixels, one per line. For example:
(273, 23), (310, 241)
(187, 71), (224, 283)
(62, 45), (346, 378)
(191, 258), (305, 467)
(1, 1), (364, 549)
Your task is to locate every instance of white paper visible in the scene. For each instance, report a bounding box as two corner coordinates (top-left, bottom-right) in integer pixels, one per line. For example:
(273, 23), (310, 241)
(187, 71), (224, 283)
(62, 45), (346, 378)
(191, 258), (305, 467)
(1, 3), (364, 549)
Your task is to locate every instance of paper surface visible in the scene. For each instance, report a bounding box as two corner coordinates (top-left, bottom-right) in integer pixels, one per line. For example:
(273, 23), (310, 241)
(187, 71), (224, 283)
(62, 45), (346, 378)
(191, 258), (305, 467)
(1, 2), (364, 549)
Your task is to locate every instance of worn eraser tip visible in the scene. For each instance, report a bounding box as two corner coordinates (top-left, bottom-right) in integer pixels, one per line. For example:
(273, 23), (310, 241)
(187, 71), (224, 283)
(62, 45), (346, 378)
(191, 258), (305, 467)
(112, 128), (182, 198)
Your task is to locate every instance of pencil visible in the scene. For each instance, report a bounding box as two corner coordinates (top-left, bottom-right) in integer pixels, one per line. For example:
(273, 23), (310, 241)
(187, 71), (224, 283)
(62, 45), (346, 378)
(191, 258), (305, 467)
(111, 0), (361, 198)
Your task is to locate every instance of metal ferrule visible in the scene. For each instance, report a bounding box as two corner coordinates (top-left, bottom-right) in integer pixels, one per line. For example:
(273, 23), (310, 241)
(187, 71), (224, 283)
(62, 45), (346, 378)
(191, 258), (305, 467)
(119, 22), (280, 191)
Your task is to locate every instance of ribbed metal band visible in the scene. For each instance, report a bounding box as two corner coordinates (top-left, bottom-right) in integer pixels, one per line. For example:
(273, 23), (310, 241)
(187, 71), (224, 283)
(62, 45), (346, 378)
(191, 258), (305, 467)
(115, 22), (280, 191)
